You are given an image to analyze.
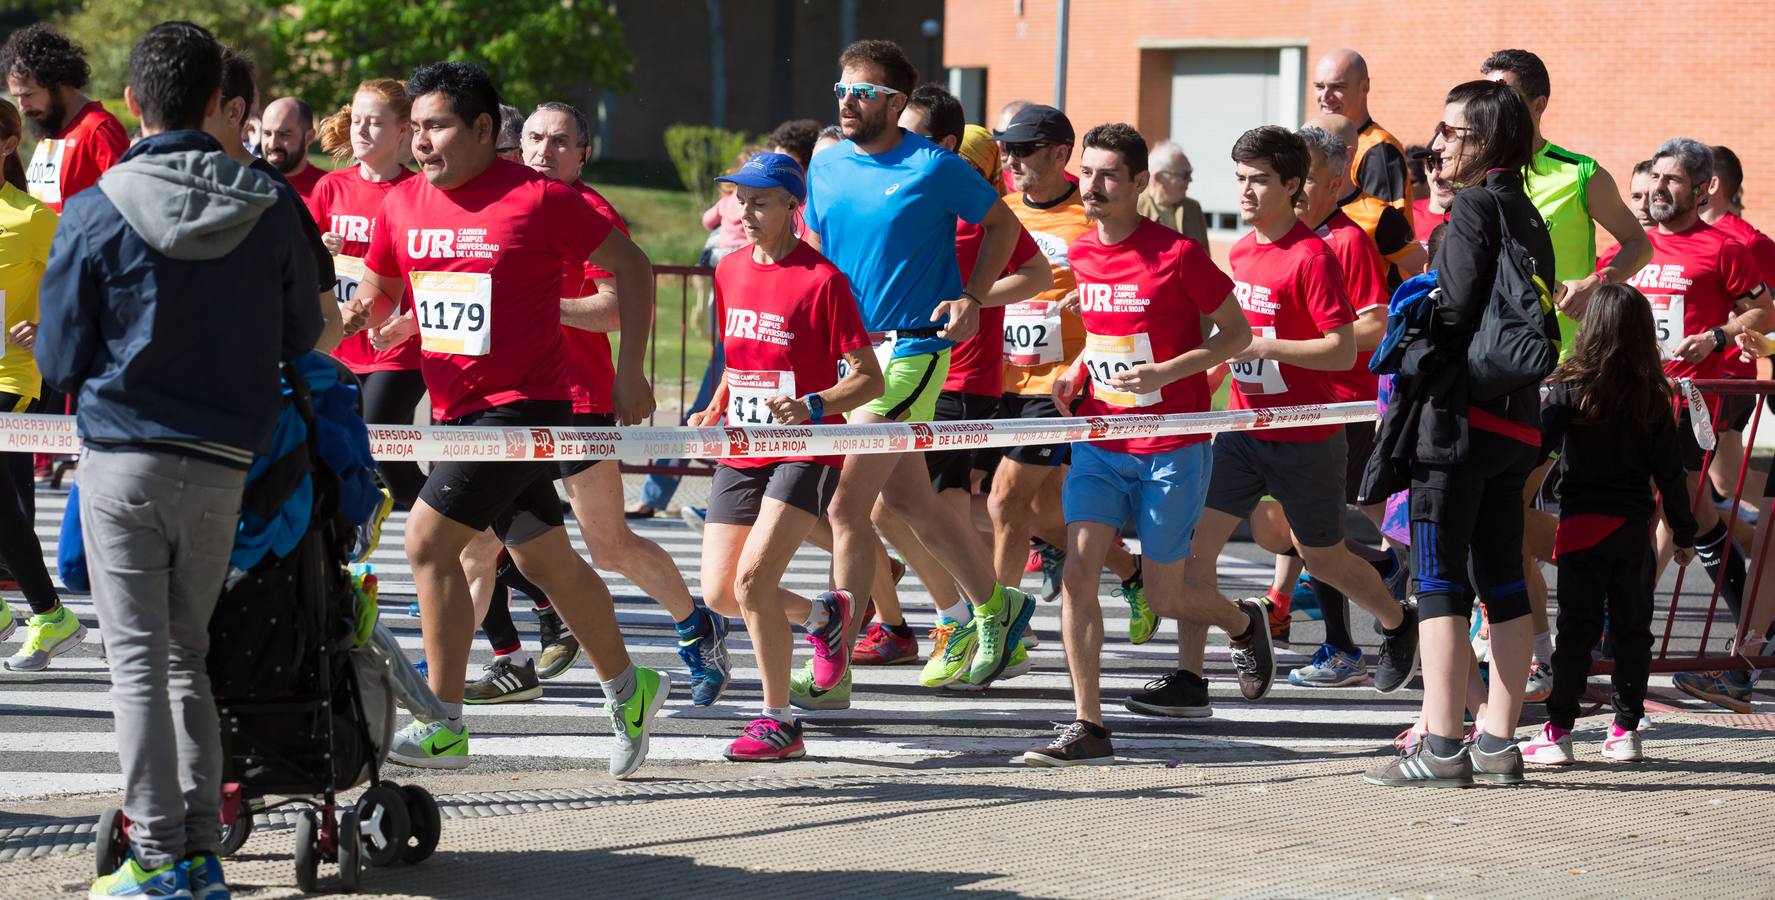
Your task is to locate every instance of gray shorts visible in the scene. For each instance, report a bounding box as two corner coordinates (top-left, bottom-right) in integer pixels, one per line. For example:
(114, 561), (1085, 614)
(1204, 429), (1348, 548)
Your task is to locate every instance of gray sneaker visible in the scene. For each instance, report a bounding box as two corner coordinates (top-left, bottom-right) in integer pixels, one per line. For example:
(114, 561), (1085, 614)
(463, 656), (542, 704)
(1363, 741), (1473, 788)
(1470, 740), (1526, 785)
(606, 667), (670, 780)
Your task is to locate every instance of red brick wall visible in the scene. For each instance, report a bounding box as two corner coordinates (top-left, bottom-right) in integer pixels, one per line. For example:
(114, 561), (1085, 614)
(946, 0), (1775, 240)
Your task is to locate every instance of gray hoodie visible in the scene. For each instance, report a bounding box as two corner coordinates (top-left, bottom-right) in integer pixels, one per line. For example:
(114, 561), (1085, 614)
(99, 149), (280, 261)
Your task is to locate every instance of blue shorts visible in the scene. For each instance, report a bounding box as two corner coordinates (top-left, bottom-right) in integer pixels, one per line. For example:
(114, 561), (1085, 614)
(1062, 441), (1213, 564)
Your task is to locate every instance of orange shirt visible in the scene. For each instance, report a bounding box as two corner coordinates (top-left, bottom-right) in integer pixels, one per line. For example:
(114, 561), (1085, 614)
(1002, 188), (1092, 396)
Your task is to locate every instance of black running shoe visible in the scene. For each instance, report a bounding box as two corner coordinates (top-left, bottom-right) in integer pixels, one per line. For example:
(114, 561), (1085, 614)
(1230, 598), (1276, 701)
(1124, 669), (1213, 718)
(1022, 720), (1115, 767)
(1374, 602), (1420, 693)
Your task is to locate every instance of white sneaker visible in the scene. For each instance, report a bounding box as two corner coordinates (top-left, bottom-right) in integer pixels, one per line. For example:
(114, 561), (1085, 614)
(680, 505), (707, 534)
(1519, 722), (1574, 766)
(1601, 727), (1643, 762)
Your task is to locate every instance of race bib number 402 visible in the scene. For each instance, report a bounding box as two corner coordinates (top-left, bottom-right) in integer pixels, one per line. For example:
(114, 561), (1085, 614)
(1083, 332), (1160, 408)
(24, 139), (64, 206)
(727, 369), (795, 425)
(412, 271), (492, 356)
(1004, 301), (1063, 366)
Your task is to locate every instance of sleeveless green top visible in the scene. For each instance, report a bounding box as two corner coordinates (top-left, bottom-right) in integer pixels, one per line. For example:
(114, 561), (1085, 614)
(1524, 141), (1598, 353)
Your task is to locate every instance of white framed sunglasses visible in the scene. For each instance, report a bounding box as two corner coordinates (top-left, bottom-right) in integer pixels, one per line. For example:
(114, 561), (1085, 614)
(833, 82), (903, 101)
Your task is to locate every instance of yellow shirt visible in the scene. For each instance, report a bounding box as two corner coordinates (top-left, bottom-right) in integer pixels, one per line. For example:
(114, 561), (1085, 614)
(0, 184), (58, 400)
(1003, 189), (1092, 396)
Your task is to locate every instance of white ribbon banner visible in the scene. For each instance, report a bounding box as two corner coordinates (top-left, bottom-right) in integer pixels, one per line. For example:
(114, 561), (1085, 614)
(0, 402), (1379, 463)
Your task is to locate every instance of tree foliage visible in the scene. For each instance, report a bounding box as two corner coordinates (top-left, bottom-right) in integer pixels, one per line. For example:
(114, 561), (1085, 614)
(663, 124), (749, 207)
(54, 0), (287, 99)
(277, 0), (632, 114)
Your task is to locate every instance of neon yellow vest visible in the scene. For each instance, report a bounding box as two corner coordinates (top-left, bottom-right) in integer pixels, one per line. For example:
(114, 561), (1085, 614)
(1524, 141), (1598, 353)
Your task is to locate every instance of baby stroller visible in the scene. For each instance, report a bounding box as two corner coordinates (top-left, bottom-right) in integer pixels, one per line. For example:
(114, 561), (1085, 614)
(93, 355), (449, 892)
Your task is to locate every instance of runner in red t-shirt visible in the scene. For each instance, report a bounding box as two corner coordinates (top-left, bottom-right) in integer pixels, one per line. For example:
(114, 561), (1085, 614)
(2, 24), (128, 212)
(1600, 141), (1770, 607)
(1697, 146), (1775, 511)
(261, 97), (326, 202)
(456, 101), (731, 710)
(1197, 127), (1417, 705)
(308, 79), (427, 508)
(349, 62), (664, 778)
(1022, 124), (1257, 768)
(685, 153), (884, 761)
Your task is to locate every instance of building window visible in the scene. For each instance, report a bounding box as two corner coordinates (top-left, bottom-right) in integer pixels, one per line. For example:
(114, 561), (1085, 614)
(1167, 46), (1305, 238)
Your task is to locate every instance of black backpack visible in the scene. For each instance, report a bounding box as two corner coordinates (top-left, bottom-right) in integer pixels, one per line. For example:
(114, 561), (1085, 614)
(1465, 200), (1557, 402)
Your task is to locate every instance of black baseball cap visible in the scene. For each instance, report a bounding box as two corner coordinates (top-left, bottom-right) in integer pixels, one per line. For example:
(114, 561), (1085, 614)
(993, 105), (1074, 144)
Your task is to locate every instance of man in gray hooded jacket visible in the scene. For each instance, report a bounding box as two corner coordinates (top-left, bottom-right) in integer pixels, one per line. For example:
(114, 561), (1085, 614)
(35, 20), (320, 897)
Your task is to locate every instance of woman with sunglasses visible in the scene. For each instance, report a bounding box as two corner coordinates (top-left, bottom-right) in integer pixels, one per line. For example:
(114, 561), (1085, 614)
(1364, 79), (1555, 788)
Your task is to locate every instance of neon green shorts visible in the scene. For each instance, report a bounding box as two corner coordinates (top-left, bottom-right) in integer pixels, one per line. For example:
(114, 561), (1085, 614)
(862, 350), (950, 422)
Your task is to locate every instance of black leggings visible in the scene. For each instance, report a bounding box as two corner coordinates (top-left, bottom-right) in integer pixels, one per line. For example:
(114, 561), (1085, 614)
(359, 369), (428, 509)
(1410, 429), (1539, 623)
(481, 556), (554, 653)
(1548, 516), (1655, 732)
(0, 392), (56, 614)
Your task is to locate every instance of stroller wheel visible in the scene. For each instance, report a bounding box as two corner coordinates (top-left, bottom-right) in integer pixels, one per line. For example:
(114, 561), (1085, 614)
(95, 808), (126, 877)
(337, 808), (363, 892)
(219, 808), (253, 857)
(397, 784), (441, 864)
(355, 784), (412, 867)
(293, 810), (319, 893)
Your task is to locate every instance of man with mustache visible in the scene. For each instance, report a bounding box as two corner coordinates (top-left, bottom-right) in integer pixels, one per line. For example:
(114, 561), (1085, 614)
(260, 96), (324, 200)
(1, 23), (128, 213)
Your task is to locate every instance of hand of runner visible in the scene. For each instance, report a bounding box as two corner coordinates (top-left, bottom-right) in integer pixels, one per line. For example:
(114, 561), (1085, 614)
(6, 321), (36, 349)
(933, 295), (980, 343)
(686, 407), (720, 427)
(339, 297), (369, 337)
(1052, 365), (1082, 409)
(321, 231), (345, 254)
(765, 395), (811, 425)
(1110, 362), (1169, 395)
(369, 312), (417, 351)
(1058, 288), (1081, 316)
(1672, 331), (1716, 365)
(612, 369), (655, 426)
(1555, 277), (1593, 318)
(1225, 336), (1270, 366)
(1673, 546), (1696, 567)
(1736, 330), (1775, 361)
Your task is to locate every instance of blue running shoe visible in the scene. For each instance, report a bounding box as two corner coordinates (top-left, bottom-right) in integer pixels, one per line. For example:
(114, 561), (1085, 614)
(677, 610), (732, 707)
(1290, 574), (1322, 621)
(180, 854), (229, 900)
(90, 855), (190, 899)
(1287, 644), (1367, 687)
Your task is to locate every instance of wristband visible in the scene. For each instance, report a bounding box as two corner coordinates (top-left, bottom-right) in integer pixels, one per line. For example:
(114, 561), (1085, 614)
(1711, 326), (1728, 353)
(958, 291), (981, 306)
(803, 393), (825, 422)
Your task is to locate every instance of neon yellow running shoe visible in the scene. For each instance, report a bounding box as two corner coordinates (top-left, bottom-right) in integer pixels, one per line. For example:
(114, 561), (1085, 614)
(1116, 580), (1156, 645)
(5, 605), (85, 672)
(919, 618), (978, 688)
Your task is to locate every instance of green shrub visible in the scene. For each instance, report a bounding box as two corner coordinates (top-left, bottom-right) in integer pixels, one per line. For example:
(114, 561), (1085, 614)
(663, 124), (750, 207)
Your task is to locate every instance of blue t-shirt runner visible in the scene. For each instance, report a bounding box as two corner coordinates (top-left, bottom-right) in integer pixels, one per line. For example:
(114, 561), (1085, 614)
(804, 130), (1000, 421)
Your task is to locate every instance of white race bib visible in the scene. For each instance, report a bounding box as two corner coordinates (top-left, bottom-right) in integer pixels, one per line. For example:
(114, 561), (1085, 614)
(24, 139), (64, 206)
(1083, 332), (1161, 408)
(1647, 293), (1686, 357)
(1003, 301), (1063, 366)
(1228, 327), (1288, 395)
(412, 271), (492, 356)
(333, 255), (366, 305)
(727, 369), (796, 425)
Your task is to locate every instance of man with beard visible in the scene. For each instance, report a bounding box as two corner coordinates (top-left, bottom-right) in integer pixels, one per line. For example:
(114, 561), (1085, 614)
(261, 96), (324, 200)
(1, 23), (128, 212)
(798, 39), (1034, 705)
(1601, 138), (1768, 663)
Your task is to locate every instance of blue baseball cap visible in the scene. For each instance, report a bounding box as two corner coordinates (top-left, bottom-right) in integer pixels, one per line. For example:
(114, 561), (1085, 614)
(714, 152), (807, 204)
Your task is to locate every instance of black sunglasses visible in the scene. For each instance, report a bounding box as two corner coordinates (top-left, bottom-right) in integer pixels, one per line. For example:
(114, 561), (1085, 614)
(1003, 141), (1056, 159)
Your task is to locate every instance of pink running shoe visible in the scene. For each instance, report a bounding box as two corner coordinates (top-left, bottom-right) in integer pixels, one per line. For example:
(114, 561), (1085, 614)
(1601, 725), (1643, 762)
(723, 717), (806, 761)
(807, 590), (854, 691)
(1520, 722), (1575, 766)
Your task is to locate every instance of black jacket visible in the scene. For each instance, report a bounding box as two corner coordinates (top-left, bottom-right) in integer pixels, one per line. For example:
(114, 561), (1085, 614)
(1540, 381), (1697, 549)
(1362, 169), (1555, 500)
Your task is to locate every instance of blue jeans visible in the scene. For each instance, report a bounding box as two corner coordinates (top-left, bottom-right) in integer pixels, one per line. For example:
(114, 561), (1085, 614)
(641, 337), (725, 508)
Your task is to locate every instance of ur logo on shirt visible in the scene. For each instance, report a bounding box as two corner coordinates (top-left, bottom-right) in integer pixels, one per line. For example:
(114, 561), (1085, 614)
(331, 214), (372, 243)
(1233, 281), (1279, 314)
(725, 309), (759, 340)
(1627, 264), (1693, 292)
(406, 228), (457, 259)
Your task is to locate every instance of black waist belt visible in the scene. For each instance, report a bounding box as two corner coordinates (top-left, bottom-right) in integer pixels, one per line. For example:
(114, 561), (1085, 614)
(892, 327), (943, 340)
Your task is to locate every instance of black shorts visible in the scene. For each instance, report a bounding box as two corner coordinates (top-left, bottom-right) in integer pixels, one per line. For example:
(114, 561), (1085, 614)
(1344, 420), (1377, 506)
(707, 461), (840, 526)
(556, 412), (618, 480)
(1678, 406), (1708, 473)
(997, 393), (1071, 466)
(926, 390), (1000, 492)
(419, 400), (570, 546)
(1204, 429), (1348, 549)
(1717, 391), (1757, 434)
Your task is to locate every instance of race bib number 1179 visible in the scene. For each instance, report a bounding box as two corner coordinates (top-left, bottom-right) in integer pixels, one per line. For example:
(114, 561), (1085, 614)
(412, 271), (492, 356)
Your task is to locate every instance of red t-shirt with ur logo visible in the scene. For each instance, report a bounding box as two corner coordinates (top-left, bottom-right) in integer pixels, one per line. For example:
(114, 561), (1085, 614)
(1227, 220), (1356, 443)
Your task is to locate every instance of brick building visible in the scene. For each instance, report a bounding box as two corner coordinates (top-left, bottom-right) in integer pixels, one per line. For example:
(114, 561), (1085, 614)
(944, 0), (1775, 245)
